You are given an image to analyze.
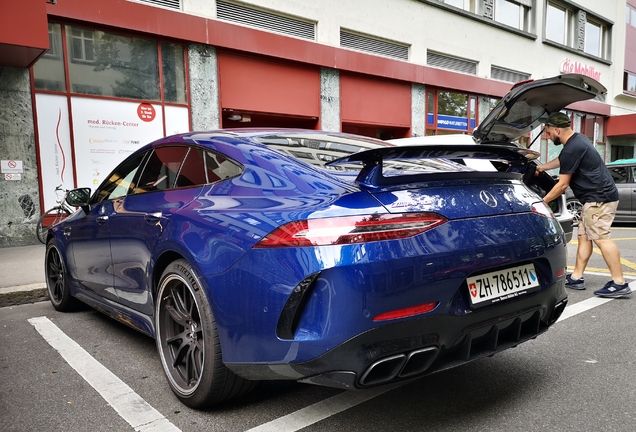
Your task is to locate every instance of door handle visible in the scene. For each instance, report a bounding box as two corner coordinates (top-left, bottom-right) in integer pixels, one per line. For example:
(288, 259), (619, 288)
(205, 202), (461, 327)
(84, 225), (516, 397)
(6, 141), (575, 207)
(144, 212), (163, 222)
(96, 215), (109, 224)
(145, 212), (164, 230)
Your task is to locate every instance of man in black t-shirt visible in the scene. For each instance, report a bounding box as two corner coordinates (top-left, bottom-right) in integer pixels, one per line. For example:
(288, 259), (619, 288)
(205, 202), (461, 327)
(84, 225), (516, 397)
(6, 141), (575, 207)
(537, 112), (631, 298)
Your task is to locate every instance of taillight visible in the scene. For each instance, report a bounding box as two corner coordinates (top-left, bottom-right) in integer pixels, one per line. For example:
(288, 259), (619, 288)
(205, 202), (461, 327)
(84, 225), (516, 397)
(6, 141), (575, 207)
(532, 201), (555, 219)
(254, 212), (447, 248)
(373, 302), (439, 321)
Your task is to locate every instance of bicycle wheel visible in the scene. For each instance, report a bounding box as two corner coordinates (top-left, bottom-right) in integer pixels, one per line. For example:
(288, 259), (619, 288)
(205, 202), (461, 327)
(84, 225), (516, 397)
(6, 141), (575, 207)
(36, 207), (71, 244)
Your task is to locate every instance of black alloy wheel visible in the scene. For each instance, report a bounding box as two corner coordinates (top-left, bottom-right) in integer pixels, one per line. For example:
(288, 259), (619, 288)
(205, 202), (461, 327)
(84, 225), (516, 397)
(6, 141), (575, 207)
(45, 239), (79, 311)
(155, 260), (256, 408)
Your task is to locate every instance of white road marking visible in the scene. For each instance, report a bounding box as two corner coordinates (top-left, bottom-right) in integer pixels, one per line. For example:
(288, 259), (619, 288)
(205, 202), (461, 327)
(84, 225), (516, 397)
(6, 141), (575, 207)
(28, 316), (180, 432)
(246, 276), (634, 432)
(28, 272), (634, 432)
(244, 384), (401, 432)
(556, 296), (613, 322)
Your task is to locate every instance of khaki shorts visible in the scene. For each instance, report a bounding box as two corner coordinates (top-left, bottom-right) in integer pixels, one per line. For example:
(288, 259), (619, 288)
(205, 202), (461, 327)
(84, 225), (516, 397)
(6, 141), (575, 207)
(577, 201), (618, 240)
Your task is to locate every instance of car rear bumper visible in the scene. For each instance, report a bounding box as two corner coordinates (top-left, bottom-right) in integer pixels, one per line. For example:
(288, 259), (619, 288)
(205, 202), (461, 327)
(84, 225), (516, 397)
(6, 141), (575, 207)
(225, 278), (567, 388)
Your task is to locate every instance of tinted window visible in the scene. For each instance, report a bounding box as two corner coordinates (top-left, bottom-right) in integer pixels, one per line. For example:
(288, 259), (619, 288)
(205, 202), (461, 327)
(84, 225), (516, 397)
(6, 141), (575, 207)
(256, 133), (473, 174)
(135, 147), (189, 194)
(203, 150), (242, 182)
(609, 166), (629, 184)
(94, 153), (146, 203)
(174, 148), (242, 188)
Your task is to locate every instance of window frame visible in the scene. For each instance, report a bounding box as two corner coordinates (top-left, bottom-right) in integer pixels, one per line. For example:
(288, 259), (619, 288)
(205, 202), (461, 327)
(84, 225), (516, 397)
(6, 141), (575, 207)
(544, 1), (612, 62)
(624, 71), (636, 96)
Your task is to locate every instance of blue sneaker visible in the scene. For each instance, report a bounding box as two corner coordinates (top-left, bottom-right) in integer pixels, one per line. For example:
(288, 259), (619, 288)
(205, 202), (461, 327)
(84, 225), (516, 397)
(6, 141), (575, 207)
(565, 274), (586, 290)
(594, 281), (632, 298)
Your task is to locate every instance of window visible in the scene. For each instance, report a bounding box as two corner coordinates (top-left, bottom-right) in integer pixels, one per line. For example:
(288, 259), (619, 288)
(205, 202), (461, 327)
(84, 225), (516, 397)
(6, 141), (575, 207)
(136, 147), (189, 194)
(445, 0), (467, 9)
(70, 28), (95, 63)
(426, 89), (478, 135)
(66, 26), (160, 100)
(628, 5), (636, 28)
(34, 24), (187, 102)
(94, 153), (146, 203)
(174, 148), (242, 187)
(625, 72), (636, 94)
(161, 43), (187, 104)
(33, 23), (66, 91)
(608, 166), (629, 184)
(545, 2), (611, 60)
(584, 20), (602, 57)
(546, 3), (567, 44)
(495, 0), (522, 29)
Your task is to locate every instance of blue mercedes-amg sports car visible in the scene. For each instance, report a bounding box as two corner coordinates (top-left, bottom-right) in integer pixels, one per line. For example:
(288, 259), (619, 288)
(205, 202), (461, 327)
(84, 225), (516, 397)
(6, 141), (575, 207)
(44, 74), (602, 408)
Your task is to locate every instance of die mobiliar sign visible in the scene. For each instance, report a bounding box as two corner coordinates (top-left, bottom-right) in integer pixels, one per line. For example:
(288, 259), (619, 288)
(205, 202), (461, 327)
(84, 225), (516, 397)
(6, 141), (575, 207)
(560, 58), (601, 81)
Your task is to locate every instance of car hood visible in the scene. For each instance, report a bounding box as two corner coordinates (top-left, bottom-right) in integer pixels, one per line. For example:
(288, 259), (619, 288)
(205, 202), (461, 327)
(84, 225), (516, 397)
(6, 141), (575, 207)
(473, 74), (606, 144)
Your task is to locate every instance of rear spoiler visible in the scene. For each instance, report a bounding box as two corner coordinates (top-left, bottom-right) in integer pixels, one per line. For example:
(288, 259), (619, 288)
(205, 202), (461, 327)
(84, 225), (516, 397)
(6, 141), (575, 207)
(325, 144), (540, 189)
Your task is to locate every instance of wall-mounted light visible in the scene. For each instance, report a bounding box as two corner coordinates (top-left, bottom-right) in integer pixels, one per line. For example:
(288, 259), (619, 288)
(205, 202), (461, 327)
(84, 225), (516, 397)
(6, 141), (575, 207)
(227, 114), (242, 121)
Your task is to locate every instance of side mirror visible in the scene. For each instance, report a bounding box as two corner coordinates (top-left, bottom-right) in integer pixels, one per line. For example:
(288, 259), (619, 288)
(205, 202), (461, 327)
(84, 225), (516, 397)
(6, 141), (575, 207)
(66, 187), (92, 209)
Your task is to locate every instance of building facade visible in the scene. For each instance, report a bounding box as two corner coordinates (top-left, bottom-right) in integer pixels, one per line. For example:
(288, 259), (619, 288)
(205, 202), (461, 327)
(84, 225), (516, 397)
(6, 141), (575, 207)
(1, 0), (636, 246)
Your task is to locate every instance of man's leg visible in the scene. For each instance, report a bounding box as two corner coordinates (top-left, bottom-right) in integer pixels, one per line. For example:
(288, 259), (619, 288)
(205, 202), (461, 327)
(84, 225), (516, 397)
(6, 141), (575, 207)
(571, 233), (592, 280)
(594, 238), (625, 285)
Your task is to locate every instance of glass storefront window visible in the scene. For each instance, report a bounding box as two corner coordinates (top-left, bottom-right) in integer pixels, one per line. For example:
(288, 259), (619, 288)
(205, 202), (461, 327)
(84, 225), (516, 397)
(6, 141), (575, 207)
(161, 43), (187, 104)
(427, 92), (435, 125)
(33, 23), (66, 92)
(426, 89), (478, 134)
(438, 92), (467, 118)
(67, 26), (160, 100)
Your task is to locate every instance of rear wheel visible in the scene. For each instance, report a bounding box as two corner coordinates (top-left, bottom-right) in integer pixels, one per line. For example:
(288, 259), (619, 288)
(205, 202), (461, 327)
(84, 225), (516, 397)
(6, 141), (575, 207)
(155, 259), (257, 408)
(566, 199), (583, 227)
(45, 239), (79, 311)
(37, 207), (71, 244)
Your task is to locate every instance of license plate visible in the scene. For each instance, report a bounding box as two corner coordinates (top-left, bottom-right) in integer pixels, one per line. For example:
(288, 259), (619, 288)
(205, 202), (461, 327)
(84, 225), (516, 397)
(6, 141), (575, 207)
(466, 263), (540, 306)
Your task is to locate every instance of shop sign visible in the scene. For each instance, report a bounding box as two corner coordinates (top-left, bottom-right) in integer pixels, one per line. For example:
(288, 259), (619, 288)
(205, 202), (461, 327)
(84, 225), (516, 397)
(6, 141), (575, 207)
(428, 114), (476, 131)
(560, 58), (601, 81)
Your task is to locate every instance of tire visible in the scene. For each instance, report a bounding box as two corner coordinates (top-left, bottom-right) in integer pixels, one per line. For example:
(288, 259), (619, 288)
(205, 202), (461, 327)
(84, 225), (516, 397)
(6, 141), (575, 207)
(45, 238), (79, 312)
(155, 259), (257, 408)
(37, 207), (71, 244)
(566, 199), (583, 227)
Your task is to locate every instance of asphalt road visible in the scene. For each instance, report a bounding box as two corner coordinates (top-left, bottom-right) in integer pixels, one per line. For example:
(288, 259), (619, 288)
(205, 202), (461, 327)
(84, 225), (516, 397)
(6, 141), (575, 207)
(2, 230), (636, 432)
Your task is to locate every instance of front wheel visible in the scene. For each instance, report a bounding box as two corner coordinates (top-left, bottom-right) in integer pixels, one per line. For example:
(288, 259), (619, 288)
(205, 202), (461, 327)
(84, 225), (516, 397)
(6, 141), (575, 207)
(566, 199), (583, 227)
(36, 207), (71, 244)
(45, 239), (79, 311)
(155, 260), (257, 408)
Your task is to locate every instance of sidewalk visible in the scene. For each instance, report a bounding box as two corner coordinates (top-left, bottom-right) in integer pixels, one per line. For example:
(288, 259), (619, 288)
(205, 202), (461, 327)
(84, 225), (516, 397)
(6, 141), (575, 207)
(0, 244), (48, 307)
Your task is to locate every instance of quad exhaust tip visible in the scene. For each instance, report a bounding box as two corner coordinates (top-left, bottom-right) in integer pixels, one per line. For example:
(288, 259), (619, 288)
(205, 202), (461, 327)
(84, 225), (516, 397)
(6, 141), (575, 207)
(359, 346), (439, 386)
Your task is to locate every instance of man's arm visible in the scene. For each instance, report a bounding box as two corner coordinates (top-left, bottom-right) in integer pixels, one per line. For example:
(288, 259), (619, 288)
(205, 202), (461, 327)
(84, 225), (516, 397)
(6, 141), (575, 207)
(543, 173), (572, 203)
(536, 157), (560, 173)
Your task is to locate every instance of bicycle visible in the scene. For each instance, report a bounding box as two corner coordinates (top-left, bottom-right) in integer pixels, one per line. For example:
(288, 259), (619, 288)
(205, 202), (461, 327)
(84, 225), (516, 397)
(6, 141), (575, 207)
(36, 185), (74, 244)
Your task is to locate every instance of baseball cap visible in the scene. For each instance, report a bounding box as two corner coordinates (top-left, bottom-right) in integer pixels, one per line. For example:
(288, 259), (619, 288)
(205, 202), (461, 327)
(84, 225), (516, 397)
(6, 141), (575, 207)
(545, 112), (571, 128)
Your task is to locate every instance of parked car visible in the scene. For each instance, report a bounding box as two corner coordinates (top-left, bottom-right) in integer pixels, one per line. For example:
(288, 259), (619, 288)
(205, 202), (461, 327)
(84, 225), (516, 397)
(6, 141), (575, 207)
(44, 73), (601, 408)
(389, 134), (574, 243)
(565, 158), (636, 225)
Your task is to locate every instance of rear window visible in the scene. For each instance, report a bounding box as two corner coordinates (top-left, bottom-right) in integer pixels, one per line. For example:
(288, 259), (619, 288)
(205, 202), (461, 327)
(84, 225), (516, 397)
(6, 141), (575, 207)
(256, 133), (475, 174)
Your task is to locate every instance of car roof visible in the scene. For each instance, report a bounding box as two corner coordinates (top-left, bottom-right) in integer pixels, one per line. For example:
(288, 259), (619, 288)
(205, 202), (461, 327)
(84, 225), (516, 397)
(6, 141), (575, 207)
(607, 158), (636, 166)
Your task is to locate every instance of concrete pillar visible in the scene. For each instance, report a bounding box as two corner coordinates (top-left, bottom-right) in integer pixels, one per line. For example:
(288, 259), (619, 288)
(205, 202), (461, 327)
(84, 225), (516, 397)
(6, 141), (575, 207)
(411, 83), (425, 137)
(188, 43), (220, 131)
(0, 66), (40, 246)
(320, 67), (340, 132)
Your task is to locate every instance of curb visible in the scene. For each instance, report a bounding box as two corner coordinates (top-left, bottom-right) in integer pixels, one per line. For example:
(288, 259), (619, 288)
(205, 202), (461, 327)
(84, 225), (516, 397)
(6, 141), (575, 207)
(0, 283), (48, 307)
